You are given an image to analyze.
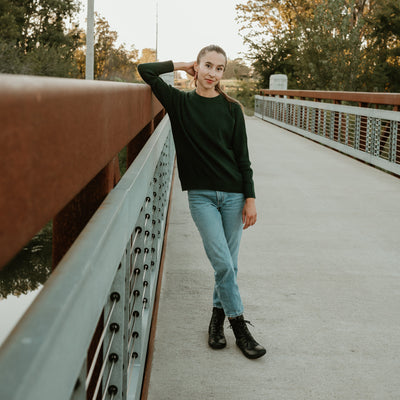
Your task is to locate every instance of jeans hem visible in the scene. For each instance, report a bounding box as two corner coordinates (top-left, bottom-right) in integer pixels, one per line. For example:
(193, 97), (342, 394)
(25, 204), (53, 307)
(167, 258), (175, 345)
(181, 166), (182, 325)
(225, 310), (243, 318)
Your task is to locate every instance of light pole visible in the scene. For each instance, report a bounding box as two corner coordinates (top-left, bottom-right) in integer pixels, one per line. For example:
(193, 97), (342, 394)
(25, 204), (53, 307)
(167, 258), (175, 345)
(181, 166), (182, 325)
(86, 0), (94, 80)
(155, 1), (159, 61)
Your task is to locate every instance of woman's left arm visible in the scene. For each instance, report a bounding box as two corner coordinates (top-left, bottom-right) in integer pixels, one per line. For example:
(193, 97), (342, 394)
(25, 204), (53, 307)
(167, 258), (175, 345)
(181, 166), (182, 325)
(231, 104), (255, 198)
(231, 104), (257, 228)
(242, 197), (257, 229)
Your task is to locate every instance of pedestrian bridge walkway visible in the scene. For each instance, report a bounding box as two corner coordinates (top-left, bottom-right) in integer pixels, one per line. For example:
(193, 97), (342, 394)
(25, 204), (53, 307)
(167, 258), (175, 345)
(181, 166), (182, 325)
(1, 78), (400, 400)
(146, 117), (400, 400)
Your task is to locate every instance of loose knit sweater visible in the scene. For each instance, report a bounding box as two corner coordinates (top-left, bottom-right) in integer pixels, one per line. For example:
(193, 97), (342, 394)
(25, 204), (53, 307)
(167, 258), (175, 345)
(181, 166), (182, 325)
(138, 61), (255, 198)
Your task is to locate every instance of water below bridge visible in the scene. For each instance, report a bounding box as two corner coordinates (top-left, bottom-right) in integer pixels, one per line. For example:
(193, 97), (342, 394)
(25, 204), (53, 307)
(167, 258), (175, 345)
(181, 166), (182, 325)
(146, 116), (400, 400)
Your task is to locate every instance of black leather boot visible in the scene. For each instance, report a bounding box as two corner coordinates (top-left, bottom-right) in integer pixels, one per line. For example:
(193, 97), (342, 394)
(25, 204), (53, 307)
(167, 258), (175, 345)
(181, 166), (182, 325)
(229, 315), (266, 359)
(208, 307), (227, 349)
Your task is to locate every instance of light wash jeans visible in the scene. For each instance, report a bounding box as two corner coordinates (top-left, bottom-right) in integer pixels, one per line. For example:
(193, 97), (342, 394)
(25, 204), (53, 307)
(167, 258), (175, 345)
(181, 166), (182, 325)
(188, 190), (245, 318)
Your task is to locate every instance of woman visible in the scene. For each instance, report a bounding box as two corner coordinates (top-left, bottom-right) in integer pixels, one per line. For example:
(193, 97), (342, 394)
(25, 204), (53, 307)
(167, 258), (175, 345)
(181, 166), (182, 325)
(138, 45), (266, 359)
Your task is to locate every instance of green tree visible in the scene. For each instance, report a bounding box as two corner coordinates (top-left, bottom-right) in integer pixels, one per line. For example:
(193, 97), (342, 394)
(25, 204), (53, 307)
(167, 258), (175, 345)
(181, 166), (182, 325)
(224, 58), (251, 80)
(74, 13), (139, 82)
(0, 0), (81, 77)
(236, 0), (400, 91)
(135, 48), (156, 80)
(291, 0), (366, 90)
(94, 14), (118, 79)
(138, 48), (157, 64)
(362, 0), (400, 91)
(104, 44), (139, 82)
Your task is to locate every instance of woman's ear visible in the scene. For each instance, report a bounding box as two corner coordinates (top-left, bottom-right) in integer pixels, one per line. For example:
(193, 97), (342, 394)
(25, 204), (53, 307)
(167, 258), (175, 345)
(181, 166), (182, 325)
(194, 61), (198, 72)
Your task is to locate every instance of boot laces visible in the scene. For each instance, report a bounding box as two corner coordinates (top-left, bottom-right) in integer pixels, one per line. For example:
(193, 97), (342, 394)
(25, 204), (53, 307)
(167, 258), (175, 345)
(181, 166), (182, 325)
(210, 313), (225, 335)
(229, 319), (258, 346)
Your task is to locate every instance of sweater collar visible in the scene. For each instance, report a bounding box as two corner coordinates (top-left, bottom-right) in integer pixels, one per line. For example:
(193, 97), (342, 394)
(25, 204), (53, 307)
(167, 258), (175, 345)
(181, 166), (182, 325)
(191, 90), (222, 101)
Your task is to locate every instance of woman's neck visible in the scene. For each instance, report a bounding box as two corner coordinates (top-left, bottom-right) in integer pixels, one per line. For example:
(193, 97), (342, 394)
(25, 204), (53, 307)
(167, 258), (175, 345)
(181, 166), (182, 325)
(195, 86), (219, 98)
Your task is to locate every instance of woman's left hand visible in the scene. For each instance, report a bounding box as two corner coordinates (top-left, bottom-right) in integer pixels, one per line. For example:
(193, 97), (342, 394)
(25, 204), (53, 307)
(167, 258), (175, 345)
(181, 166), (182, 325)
(242, 198), (257, 229)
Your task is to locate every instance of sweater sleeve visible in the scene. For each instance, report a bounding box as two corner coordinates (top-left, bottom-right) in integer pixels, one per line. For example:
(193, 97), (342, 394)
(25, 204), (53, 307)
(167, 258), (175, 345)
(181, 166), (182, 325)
(232, 104), (256, 199)
(137, 61), (176, 110)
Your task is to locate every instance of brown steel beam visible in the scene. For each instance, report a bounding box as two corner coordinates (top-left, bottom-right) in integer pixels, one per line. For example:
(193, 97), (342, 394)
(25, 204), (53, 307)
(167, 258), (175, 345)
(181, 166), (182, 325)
(0, 75), (163, 268)
(259, 89), (400, 106)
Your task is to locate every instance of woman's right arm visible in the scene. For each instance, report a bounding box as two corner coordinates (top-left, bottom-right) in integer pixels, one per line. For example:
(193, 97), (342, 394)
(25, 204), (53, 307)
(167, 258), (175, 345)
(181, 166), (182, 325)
(138, 61), (176, 108)
(138, 61), (198, 108)
(138, 61), (196, 109)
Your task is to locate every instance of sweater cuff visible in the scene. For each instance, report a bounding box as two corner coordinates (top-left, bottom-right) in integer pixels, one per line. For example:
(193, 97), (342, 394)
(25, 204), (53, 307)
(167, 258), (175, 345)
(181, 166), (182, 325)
(244, 183), (256, 199)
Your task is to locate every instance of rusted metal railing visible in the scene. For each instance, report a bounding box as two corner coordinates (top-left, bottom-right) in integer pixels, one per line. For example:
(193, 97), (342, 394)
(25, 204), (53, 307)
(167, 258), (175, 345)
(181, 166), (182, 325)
(0, 74), (175, 400)
(0, 74), (164, 269)
(259, 89), (400, 110)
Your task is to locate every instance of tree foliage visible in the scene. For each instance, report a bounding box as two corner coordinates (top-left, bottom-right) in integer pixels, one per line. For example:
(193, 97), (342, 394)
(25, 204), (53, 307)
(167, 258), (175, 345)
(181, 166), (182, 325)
(74, 14), (139, 81)
(0, 0), (81, 77)
(0, 3), (141, 82)
(224, 58), (251, 80)
(236, 0), (400, 91)
(138, 48), (157, 64)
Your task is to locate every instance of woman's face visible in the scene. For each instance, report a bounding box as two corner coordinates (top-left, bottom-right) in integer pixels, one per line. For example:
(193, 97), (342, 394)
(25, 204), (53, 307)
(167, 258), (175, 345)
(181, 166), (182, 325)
(194, 51), (226, 91)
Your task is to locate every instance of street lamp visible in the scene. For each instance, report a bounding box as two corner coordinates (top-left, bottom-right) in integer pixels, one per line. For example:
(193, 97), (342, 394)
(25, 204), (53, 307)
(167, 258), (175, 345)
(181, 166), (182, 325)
(155, 1), (158, 61)
(86, 0), (94, 80)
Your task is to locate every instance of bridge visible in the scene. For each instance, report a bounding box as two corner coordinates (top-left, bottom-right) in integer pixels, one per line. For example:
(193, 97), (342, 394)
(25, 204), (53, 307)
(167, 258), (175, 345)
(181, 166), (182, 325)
(0, 77), (399, 400)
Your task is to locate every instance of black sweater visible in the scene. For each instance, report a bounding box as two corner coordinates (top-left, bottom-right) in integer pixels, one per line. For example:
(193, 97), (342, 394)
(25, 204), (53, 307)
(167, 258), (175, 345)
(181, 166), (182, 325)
(138, 61), (255, 198)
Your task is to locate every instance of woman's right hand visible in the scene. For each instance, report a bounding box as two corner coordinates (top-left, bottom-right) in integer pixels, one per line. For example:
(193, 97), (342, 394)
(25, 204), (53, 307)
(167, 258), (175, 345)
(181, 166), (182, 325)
(174, 62), (196, 77)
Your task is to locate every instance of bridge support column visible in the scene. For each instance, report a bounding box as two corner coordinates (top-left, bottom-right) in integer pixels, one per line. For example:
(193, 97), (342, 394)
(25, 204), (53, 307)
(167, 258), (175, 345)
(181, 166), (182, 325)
(52, 156), (120, 268)
(127, 121), (154, 168)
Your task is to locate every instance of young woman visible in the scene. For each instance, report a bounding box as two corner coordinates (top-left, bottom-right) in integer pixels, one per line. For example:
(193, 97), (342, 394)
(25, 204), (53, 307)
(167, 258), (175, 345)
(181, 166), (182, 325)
(138, 45), (266, 359)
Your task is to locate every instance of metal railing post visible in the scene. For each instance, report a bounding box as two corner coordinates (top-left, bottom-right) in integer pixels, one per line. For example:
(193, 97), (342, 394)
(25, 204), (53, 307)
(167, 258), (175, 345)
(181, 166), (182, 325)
(390, 121), (398, 162)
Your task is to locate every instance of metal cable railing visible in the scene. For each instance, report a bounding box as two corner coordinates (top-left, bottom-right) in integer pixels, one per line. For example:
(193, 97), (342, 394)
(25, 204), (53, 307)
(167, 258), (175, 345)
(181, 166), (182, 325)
(0, 115), (175, 400)
(255, 94), (400, 176)
(86, 292), (120, 390)
(84, 121), (175, 400)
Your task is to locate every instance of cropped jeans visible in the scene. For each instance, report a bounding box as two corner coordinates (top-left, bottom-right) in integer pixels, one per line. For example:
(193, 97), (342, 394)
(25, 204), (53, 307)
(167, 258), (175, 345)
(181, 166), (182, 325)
(188, 190), (245, 318)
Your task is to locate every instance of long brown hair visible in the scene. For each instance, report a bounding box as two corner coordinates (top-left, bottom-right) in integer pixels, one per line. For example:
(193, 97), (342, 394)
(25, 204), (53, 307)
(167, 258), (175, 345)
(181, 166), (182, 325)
(195, 45), (243, 110)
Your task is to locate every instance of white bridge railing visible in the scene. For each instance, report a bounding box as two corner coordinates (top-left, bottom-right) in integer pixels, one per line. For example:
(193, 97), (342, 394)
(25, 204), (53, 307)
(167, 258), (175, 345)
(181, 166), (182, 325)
(0, 116), (175, 400)
(255, 92), (400, 176)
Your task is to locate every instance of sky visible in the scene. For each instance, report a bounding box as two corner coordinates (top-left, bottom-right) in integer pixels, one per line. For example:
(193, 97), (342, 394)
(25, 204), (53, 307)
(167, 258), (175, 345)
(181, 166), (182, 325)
(0, 287), (42, 347)
(78, 0), (249, 62)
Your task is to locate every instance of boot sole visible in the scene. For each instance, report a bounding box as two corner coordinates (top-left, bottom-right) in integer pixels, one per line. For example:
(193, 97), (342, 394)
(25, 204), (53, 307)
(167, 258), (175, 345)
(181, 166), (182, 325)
(208, 341), (227, 349)
(238, 345), (266, 359)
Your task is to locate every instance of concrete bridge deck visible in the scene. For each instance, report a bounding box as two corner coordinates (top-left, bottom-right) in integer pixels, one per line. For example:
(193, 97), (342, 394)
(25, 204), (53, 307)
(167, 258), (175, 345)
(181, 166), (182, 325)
(146, 117), (400, 400)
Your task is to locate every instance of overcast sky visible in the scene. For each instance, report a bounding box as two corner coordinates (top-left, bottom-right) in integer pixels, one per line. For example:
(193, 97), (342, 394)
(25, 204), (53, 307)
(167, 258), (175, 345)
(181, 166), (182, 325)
(78, 0), (248, 62)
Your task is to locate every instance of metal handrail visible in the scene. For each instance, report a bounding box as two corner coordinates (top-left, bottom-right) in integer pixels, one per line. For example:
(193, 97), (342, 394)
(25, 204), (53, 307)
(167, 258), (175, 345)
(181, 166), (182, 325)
(0, 116), (175, 400)
(255, 94), (400, 176)
(0, 74), (163, 267)
(259, 89), (400, 109)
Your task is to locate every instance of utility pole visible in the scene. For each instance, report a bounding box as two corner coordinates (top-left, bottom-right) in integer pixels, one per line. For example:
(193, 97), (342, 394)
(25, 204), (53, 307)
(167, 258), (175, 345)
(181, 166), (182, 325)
(86, 0), (94, 80)
(155, 1), (159, 61)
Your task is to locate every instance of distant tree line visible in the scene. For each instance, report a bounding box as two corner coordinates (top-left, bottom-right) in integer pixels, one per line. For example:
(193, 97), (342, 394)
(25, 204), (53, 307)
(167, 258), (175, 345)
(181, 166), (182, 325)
(224, 58), (251, 80)
(0, 0), (155, 81)
(0, 0), (81, 77)
(236, 0), (400, 91)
